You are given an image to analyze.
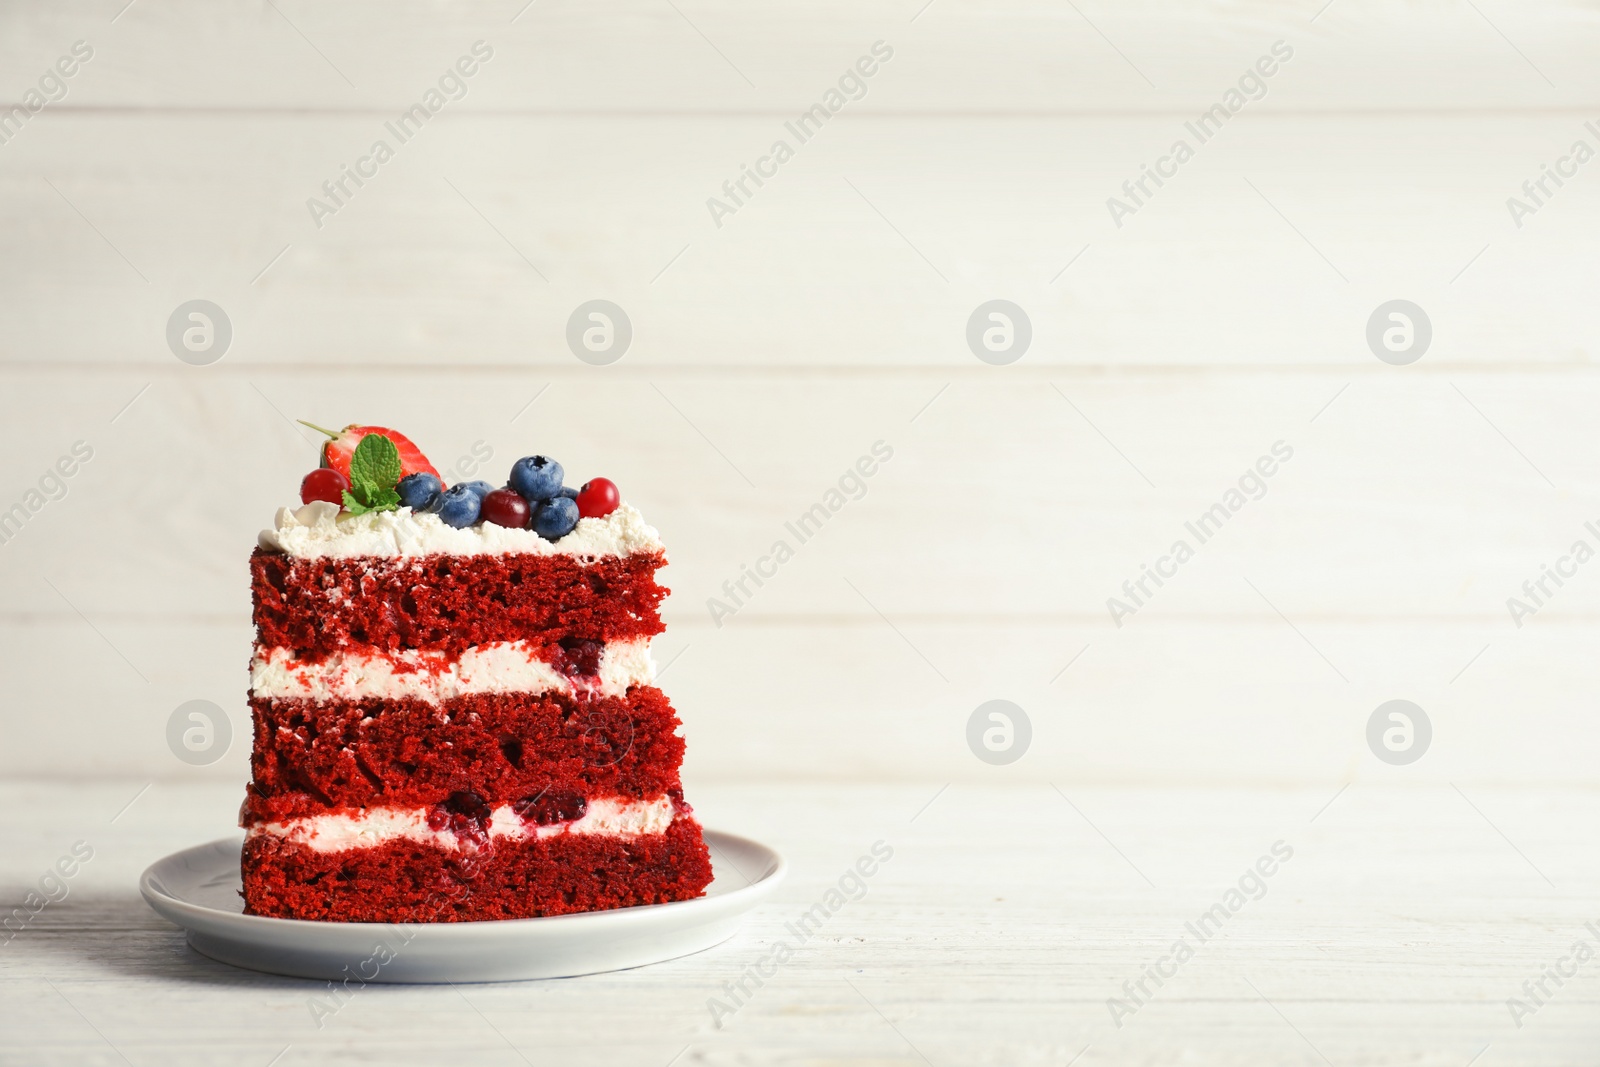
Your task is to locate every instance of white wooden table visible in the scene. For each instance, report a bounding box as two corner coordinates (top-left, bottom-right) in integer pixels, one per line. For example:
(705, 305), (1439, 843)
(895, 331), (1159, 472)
(3, 3), (1599, 1061)
(3, 778), (1595, 1065)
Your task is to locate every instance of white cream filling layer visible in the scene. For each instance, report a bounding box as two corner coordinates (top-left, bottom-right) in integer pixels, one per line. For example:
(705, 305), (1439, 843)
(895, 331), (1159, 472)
(248, 796), (677, 853)
(250, 637), (654, 704)
(258, 500), (663, 559)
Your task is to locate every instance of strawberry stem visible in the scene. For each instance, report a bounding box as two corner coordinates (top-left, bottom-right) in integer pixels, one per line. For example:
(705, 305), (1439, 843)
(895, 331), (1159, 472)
(297, 420), (341, 440)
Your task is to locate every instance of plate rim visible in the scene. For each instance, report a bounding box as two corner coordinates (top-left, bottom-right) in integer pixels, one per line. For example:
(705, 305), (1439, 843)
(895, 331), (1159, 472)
(140, 827), (786, 934)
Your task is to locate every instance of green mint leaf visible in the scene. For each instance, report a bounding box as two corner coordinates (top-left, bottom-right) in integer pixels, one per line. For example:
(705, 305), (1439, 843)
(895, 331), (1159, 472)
(341, 483), (399, 516)
(337, 436), (403, 516)
(348, 433), (402, 494)
(348, 473), (378, 501)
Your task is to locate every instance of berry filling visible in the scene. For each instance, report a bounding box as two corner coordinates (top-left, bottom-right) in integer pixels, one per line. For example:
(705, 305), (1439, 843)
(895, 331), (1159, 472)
(555, 637), (605, 679)
(667, 785), (691, 816)
(513, 790), (589, 827)
(552, 637), (607, 702)
(426, 790), (492, 847)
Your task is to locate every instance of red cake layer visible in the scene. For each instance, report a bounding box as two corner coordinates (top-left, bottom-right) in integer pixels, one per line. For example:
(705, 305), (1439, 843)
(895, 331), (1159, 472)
(245, 686), (685, 823)
(251, 548), (667, 657)
(241, 814), (712, 921)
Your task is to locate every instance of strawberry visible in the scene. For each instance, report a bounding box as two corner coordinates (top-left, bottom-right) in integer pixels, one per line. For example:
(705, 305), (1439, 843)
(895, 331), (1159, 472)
(298, 422), (441, 481)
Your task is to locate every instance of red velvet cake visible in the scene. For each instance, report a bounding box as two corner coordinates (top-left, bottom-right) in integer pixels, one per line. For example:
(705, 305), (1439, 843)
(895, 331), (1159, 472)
(240, 425), (712, 922)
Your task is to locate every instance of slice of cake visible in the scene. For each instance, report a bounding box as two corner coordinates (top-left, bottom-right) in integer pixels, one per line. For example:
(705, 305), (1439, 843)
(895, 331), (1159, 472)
(240, 424), (713, 922)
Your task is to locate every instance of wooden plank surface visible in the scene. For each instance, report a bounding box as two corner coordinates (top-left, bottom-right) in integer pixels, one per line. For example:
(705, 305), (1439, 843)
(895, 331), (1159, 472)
(4, 2), (1598, 1061)
(1, 780), (1596, 1065)
(2, 112), (1599, 367)
(0, 0), (1595, 899)
(3, 0), (1598, 113)
(1, 368), (1590, 613)
(0, 363), (1594, 779)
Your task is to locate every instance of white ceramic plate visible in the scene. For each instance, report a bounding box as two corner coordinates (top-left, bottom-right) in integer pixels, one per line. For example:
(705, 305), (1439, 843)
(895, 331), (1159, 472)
(140, 830), (784, 983)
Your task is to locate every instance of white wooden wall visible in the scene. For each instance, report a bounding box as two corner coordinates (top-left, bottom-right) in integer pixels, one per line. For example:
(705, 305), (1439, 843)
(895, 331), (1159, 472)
(3, 0), (1598, 786)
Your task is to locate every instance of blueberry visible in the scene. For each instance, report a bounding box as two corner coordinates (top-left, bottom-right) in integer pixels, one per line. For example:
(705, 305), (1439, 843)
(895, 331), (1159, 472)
(457, 480), (496, 500)
(434, 484), (482, 528)
(509, 456), (564, 502)
(396, 473), (442, 510)
(531, 496), (579, 539)
(557, 486), (578, 500)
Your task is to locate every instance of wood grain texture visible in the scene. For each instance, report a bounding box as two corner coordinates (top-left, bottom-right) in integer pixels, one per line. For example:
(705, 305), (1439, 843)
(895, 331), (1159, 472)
(2, 781), (1596, 1065)
(2, 113), (1599, 367)
(0, 369), (1588, 612)
(0, 0), (1594, 786)
(4, 5), (1595, 1062)
(2, 0), (1598, 112)
(1, 365), (1595, 780)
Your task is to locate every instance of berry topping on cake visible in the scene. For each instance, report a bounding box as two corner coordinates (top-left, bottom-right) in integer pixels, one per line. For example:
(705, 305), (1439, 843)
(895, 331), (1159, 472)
(509, 456), (564, 502)
(277, 431), (628, 542)
(336, 433), (407, 515)
(480, 488), (531, 529)
(299, 422), (441, 482)
(513, 790), (588, 827)
(434, 484), (483, 528)
(300, 467), (349, 506)
(532, 496), (580, 539)
(396, 472), (442, 510)
(576, 477), (620, 519)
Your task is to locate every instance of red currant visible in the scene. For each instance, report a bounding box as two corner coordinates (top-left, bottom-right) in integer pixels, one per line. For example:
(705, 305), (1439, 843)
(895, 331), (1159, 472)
(480, 487), (531, 529)
(300, 467), (349, 506)
(576, 477), (620, 519)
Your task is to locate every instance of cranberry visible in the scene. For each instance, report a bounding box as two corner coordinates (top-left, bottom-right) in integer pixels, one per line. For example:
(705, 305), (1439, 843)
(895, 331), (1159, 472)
(556, 638), (604, 678)
(480, 487), (530, 529)
(514, 790), (588, 827)
(300, 467), (349, 506)
(575, 478), (620, 519)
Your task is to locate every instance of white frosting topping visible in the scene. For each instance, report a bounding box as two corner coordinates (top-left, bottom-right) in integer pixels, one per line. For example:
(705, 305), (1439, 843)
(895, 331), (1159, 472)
(250, 637), (654, 704)
(248, 796), (677, 853)
(258, 500), (663, 559)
